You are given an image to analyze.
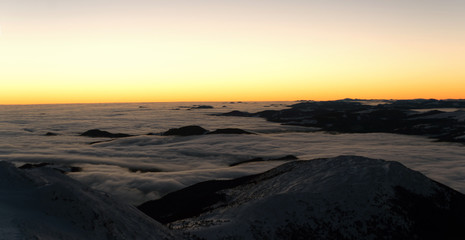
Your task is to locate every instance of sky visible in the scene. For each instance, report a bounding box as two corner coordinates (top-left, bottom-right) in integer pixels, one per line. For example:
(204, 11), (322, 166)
(0, 0), (464, 104)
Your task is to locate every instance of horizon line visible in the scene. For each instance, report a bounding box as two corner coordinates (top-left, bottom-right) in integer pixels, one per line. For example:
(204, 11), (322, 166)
(1, 98), (464, 106)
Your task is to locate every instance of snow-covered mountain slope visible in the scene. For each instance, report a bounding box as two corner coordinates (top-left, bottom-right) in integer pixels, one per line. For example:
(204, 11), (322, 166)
(0, 161), (178, 240)
(139, 156), (465, 240)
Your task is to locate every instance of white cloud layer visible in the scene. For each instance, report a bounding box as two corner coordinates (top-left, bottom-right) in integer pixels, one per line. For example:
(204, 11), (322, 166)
(1, 102), (464, 205)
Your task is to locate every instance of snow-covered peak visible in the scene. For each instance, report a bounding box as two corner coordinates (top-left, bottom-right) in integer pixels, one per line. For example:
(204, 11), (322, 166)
(140, 156), (465, 240)
(0, 161), (178, 240)
(228, 156), (437, 201)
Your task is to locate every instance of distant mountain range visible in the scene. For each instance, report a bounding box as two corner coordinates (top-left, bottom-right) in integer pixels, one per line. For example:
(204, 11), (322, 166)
(216, 99), (465, 144)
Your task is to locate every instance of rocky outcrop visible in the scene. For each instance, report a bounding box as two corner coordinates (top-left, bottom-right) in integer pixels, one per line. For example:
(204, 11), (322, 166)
(162, 126), (208, 136)
(271, 154), (299, 160)
(208, 128), (253, 135)
(229, 155), (298, 166)
(178, 105), (214, 110)
(162, 126), (253, 136)
(44, 132), (58, 136)
(80, 129), (132, 138)
(19, 162), (50, 169)
(18, 162), (82, 173)
(214, 110), (254, 117)
(189, 105), (213, 109)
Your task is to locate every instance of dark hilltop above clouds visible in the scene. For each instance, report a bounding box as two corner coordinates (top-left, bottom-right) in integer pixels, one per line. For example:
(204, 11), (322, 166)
(78, 126), (253, 140)
(80, 129), (133, 138)
(73, 99), (465, 144)
(161, 126), (254, 136)
(216, 99), (465, 144)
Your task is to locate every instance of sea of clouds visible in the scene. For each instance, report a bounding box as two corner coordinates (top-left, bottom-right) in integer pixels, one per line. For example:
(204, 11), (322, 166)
(1, 102), (464, 205)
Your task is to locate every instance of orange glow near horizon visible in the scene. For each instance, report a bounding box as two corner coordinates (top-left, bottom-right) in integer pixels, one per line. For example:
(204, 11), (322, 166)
(1, 1), (464, 105)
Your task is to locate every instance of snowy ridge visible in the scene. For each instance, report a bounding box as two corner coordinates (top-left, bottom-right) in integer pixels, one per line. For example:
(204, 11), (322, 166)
(140, 156), (465, 240)
(0, 161), (178, 240)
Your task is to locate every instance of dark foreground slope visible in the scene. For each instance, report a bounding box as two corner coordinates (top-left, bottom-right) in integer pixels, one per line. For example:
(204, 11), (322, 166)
(139, 156), (465, 240)
(0, 161), (178, 240)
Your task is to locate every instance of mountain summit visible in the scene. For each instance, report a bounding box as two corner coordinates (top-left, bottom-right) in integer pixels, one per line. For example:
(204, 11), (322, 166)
(0, 161), (177, 240)
(140, 156), (465, 240)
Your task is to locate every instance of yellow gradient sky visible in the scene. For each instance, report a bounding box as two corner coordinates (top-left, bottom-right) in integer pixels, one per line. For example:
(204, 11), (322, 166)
(1, 0), (464, 104)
